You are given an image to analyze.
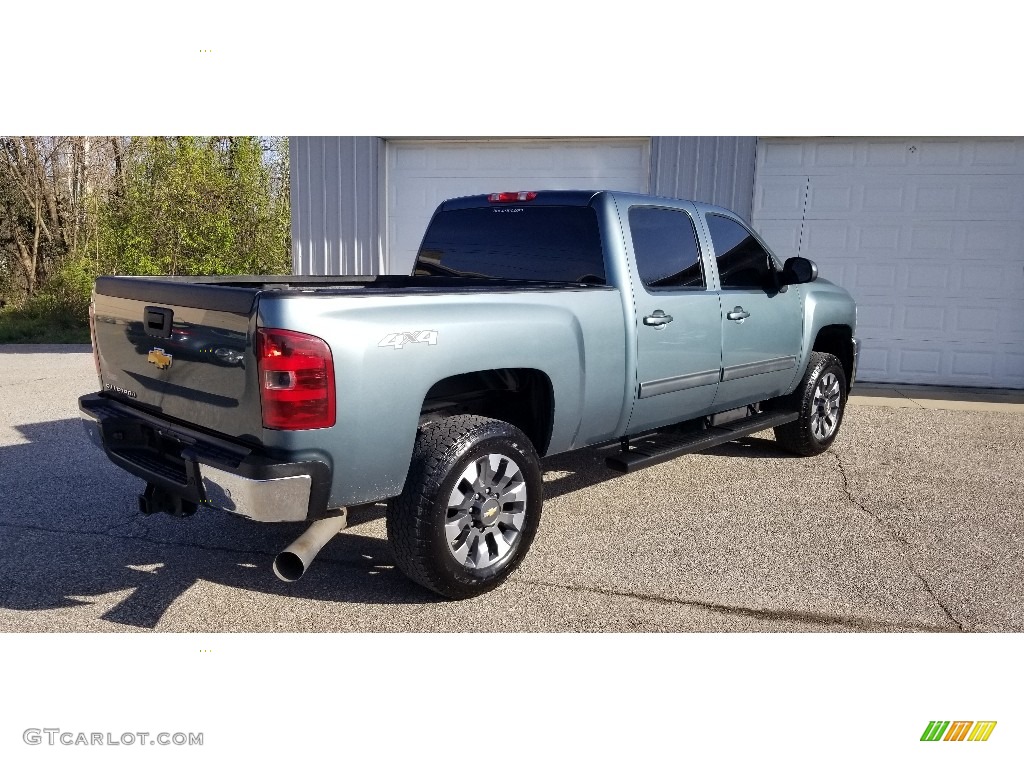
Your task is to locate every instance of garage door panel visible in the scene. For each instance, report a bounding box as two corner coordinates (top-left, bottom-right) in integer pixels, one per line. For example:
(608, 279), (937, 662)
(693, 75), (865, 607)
(432, 147), (472, 171)
(964, 220), (1023, 256)
(857, 301), (1012, 345)
(862, 184), (906, 213)
(974, 139), (1023, 166)
(755, 221), (800, 255)
(754, 137), (1024, 387)
(962, 260), (1024, 293)
(905, 262), (951, 290)
(757, 180), (1024, 224)
(753, 179), (804, 215)
(1001, 352), (1024, 387)
(855, 341), (1024, 388)
(518, 147), (559, 170)
(757, 138), (1024, 176)
(814, 259), (1021, 302)
(804, 221), (850, 251)
(866, 141), (913, 167)
(793, 222), (1020, 273)
(856, 302), (895, 335)
(855, 345), (892, 381)
(898, 347), (943, 376)
(797, 179), (1021, 221)
(758, 140), (807, 170)
(807, 183), (854, 214)
(394, 149), (428, 171)
(387, 139), (650, 275)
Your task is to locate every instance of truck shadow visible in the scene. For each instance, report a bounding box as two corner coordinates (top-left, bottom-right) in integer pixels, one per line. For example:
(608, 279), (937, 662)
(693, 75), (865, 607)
(0, 418), (793, 631)
(0, 419), (449, 631)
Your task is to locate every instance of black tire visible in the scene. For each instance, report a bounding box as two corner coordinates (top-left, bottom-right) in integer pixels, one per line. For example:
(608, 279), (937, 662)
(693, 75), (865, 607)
(387, 415), (543, 599)
(773, 351), (847, 457)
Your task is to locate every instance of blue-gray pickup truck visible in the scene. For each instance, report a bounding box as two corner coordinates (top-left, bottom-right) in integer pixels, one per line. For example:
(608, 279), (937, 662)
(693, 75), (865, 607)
(79, 190), (859, 599)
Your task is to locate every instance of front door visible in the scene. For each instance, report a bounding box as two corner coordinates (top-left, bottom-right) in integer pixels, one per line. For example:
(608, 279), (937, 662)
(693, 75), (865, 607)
(701, 212), (803, 411)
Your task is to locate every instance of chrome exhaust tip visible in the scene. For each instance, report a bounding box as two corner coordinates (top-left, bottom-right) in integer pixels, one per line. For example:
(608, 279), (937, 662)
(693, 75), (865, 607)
(272, 511), (348, 582)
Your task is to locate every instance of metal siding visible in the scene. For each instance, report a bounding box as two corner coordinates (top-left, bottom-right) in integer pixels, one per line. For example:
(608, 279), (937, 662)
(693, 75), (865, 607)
(650, 137), (756, 219)
(290, 136), (385, 275)
(291, 136), (756, 276)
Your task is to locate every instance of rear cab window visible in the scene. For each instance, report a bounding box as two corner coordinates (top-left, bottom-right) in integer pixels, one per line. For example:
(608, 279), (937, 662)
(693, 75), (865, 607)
(416, 206), (606, 284)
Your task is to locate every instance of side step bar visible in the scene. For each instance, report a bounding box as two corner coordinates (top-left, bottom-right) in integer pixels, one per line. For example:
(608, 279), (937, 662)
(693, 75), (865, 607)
(606, 410), (799, 473)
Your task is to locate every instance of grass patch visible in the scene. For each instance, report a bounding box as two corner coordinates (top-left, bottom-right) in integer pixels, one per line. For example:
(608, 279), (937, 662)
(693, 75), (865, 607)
(0, 304), (91, 344)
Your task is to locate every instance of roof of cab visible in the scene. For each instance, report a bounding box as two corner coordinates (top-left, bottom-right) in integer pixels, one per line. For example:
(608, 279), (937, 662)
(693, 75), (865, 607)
(437, 189), (743, 215)
(440, 190), (603, 210)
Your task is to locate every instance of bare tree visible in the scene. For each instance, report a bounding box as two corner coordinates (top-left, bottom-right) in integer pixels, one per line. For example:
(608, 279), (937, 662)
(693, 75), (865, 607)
(0, 136), (111, 298)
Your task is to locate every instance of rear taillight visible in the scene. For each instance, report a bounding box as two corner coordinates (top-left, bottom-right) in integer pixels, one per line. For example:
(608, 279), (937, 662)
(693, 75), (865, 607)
(88, 301), (101, 383)
(256, 328), (336, 430)
(488, 191), (537, 202)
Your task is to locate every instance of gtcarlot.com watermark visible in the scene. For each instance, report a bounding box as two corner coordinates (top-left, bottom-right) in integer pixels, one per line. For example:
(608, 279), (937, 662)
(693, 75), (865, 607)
(24, 728), (203, 747)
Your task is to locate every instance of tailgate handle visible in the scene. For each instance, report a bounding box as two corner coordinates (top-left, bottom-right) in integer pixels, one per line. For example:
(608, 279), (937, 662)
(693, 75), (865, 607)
(144, 306), (173, 338)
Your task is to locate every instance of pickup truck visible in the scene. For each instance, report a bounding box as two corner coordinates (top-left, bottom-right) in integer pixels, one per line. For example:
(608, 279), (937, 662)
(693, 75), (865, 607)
(79, 190), (859, 599)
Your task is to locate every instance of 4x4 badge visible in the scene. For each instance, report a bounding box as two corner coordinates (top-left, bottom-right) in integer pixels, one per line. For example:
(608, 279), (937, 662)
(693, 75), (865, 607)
(378, 330), (438, 350)
(148, 348), (173, 370)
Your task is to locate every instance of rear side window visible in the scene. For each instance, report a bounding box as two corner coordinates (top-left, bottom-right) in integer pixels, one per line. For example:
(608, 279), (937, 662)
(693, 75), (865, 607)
(629, 206), (704, 289)
(706, 214), (774, 289)
(415, 206), (606, 284)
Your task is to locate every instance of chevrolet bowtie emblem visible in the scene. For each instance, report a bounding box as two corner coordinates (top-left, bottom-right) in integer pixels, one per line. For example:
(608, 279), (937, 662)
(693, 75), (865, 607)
(148, 348), (173, 370)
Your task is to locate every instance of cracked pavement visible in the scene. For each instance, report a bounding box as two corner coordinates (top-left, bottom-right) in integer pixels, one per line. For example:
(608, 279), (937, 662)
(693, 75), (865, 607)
(1, 345), (1021, 632)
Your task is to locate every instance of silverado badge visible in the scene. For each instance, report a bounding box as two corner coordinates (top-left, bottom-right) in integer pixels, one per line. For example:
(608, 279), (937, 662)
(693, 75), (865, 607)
(148, 348), (173, 370)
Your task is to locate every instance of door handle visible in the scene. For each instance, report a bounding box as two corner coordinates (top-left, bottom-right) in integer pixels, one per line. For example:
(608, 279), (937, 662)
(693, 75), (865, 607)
(726, 306), (750, 322)
(643, 310), (674, 328)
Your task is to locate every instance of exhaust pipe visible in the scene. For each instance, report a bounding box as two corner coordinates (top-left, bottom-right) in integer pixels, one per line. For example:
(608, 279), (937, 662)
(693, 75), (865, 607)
(273, 510), (348, 582)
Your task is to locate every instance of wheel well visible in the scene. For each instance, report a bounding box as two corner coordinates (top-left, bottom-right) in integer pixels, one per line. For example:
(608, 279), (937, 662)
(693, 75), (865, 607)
(420, 369), (554, 456)
(812, 325), (854, 386)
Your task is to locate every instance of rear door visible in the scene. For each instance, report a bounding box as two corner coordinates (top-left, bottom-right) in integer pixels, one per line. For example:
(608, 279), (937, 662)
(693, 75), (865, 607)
(700, 212), (803, 410)
(92, 277), (262, 440)
(624, 201), (723, 434)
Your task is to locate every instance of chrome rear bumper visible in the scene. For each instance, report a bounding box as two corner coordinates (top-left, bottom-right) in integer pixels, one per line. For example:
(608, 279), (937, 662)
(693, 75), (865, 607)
(79, 393), (331, 523)
(199, 464), (311, 522)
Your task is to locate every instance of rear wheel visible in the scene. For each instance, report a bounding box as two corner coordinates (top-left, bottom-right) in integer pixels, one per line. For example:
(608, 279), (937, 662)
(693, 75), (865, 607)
(387, 415), (543, 599)
(774, 351), (847, 456)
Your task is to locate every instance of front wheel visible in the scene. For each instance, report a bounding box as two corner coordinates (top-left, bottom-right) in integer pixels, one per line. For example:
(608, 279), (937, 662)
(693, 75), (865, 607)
(773, 351), (847, 456)
(387, 415), (543, 599)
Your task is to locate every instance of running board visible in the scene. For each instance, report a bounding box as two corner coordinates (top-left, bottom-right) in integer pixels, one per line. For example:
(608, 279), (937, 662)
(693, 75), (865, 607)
(606, 410), (799, 473)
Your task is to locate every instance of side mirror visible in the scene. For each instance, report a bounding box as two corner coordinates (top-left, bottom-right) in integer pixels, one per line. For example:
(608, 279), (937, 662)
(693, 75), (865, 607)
(782, 256), (818, 285)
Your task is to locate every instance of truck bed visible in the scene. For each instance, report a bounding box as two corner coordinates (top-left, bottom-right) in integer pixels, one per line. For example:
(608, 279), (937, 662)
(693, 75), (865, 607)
(96, 274), (612, 312)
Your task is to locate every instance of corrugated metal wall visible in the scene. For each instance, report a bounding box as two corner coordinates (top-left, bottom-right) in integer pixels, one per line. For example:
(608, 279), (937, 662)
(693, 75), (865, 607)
(290, 136), (386, 275)
(649, 136), (757, 219)
(289, 136), (757, 275)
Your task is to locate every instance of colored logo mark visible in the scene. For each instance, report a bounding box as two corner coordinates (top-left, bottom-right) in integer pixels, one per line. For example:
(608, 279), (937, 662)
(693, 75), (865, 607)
(920, 721), (997, 742)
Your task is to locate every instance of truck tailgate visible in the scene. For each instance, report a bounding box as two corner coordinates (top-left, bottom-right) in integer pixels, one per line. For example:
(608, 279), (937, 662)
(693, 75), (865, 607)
(92, 276), (263, 442)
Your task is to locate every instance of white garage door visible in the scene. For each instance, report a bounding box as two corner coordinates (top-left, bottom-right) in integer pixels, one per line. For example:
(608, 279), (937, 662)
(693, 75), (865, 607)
(753, 138), (1024, 388)
(386, 139), (650, 275)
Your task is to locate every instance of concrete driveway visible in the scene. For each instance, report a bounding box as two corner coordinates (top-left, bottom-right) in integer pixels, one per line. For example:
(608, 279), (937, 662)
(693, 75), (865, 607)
(1, 345), (1021, 632)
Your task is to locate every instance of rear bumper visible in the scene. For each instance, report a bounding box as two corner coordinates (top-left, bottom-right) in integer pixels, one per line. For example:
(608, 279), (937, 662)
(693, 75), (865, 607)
(79, 393), (331, 523)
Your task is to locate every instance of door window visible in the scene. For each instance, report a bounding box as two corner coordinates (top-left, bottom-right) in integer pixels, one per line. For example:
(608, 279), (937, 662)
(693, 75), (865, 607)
(706, 214), (774, 290)
(629, 207), (705, 290)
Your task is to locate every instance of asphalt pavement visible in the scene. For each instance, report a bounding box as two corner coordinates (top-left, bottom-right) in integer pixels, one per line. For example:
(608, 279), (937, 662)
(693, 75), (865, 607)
(1, 345), (1021, 632)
